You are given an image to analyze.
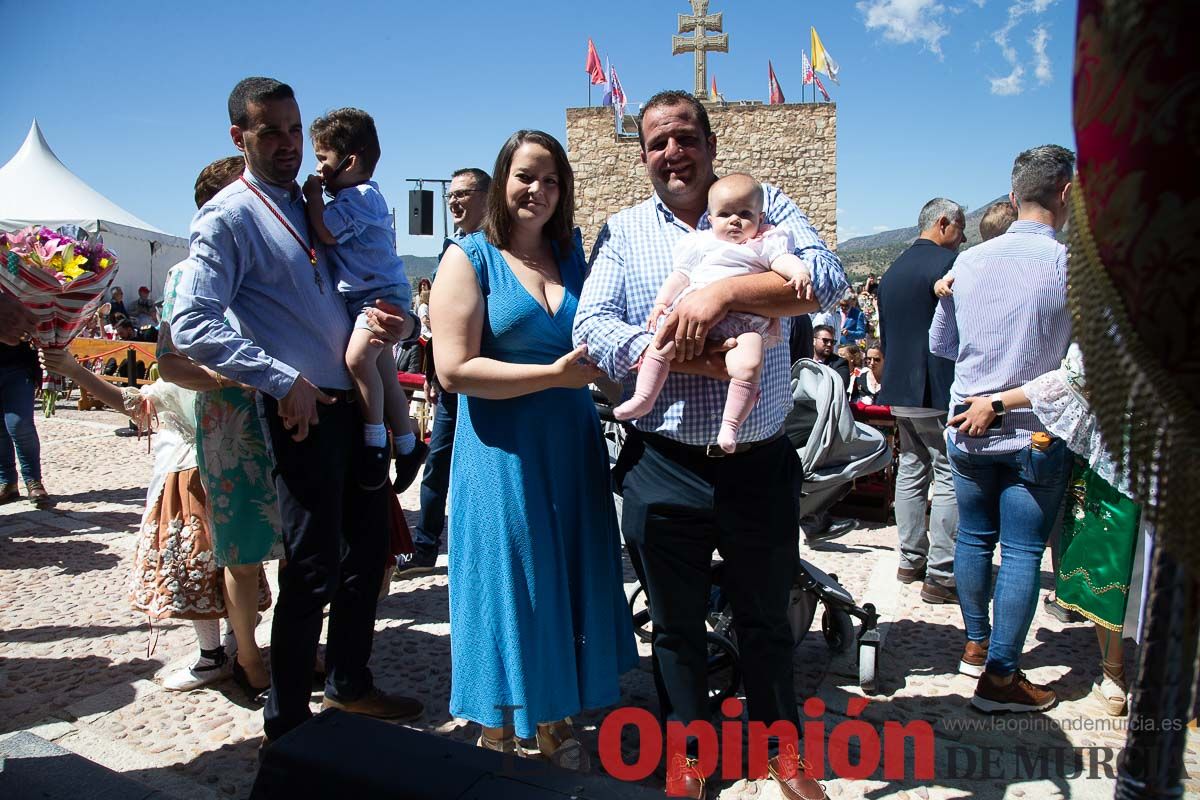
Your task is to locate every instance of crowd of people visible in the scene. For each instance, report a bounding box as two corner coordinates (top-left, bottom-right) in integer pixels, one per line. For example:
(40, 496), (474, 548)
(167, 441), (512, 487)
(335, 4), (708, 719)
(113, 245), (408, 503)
(0, 75), (1149, 800)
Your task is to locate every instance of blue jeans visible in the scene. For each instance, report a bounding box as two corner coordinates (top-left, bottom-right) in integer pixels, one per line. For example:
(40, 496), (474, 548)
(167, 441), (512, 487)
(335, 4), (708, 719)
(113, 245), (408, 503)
(0, 366), (41, 485)
(411, 390), (457, 557)
(947, 436), (1069, 676)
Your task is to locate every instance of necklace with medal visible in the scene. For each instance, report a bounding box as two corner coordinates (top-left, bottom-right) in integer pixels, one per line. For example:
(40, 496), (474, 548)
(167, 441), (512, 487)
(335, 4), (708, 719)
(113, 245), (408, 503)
(239, 176), (325, 294)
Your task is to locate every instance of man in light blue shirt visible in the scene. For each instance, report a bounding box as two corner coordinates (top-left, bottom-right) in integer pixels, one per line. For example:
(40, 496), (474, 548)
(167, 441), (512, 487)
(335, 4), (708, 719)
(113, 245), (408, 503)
(169, 76), (422, 744)
(930, 144), (1074, 715)
(574, 90), (844, 799)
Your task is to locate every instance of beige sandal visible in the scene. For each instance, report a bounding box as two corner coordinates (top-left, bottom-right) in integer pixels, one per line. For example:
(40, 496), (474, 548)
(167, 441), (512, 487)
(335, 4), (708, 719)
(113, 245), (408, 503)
(477, 732), (543, 759)
(1092, 667), (1128, 716)
(536, 718), (591, 772)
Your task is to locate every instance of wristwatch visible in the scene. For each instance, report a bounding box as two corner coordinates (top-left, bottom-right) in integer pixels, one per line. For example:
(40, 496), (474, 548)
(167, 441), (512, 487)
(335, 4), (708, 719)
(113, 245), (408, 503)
(989, 393), (1006, 415)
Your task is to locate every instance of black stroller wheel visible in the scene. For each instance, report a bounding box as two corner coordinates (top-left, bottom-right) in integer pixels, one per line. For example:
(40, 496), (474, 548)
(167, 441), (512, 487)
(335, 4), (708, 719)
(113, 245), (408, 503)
(821, 607), (856, 654)
(705, 630), (741, 714)
(629, 585), (653, 643)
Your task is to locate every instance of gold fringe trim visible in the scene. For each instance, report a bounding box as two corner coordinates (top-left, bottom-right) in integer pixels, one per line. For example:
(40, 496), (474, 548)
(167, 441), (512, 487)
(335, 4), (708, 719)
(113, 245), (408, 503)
(1067, 176), (1200, 576)
(1053, 598), (1124, 632)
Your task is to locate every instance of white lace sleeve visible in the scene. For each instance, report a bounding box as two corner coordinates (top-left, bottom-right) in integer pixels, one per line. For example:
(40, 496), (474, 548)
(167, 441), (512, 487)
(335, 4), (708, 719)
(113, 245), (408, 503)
(1022, 357), (1126, 495)
(140, 381), (199, 444)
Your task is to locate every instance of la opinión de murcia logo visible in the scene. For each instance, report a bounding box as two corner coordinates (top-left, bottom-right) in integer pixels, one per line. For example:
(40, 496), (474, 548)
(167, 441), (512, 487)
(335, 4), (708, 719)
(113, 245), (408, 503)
(598, 697), (935, 783)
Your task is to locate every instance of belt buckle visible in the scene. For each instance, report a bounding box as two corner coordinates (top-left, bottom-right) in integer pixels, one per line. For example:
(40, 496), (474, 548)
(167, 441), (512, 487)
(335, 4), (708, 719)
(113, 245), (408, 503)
(704, 444), (726, 458)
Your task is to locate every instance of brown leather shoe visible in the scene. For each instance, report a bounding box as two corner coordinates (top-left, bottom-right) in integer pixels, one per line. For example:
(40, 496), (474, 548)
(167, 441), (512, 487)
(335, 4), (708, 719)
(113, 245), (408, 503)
(920, 580), (959, 605)
(0, 483), (19, 504)
(664, 754), (706, 799)
(25, 480), (50, 508)
(768, 747), (827, 800)
(959, 639), (988, 677)
(972, 670), (1056, 713)
(896, 564), (926, 584)
(322, 687), (424, 722)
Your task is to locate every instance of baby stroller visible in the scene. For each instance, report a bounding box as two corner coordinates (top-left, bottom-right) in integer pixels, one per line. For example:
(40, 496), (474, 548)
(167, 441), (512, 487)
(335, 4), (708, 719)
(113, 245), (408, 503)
(595, 358), (890, 699)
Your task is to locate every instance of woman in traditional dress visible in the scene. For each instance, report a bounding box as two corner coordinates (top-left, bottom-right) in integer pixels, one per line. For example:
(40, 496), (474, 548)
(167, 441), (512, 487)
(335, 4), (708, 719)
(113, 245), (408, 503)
(430, 130), (637, 768)
(950, 343), (1145, 715)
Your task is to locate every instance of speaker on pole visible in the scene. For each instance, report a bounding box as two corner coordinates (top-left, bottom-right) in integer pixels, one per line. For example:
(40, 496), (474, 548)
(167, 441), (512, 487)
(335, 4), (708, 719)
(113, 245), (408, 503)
(409, 189), (434, 236)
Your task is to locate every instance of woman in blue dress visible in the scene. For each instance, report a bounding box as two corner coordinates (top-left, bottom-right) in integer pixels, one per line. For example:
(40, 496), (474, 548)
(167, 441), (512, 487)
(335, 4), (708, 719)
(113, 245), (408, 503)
(429, 130), (637, 770)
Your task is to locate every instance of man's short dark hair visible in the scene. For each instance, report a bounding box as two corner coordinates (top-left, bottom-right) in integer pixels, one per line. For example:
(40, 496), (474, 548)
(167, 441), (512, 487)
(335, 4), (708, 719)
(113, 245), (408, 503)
(813, 325), (835, 338)
(1011, 144), (1075, 209)
(636, 90), (713, 151)
(451, 167), (491, 191)
(228, 77), (295, 128)
(194, 156), (245, 208)
(309, 108), (382, 175)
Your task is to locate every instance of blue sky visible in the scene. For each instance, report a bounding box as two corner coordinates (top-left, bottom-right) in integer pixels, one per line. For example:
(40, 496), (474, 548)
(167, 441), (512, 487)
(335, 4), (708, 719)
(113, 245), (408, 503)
(2, 0), (1075, 254)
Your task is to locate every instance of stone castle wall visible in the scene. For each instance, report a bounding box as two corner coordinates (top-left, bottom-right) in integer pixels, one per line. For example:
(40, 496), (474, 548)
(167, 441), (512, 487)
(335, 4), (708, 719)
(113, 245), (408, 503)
(565, 103), (836, 251)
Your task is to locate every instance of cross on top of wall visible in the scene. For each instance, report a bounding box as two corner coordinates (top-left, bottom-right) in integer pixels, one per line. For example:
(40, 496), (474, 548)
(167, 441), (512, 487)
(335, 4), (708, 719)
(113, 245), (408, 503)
(671, 0), (729, 101)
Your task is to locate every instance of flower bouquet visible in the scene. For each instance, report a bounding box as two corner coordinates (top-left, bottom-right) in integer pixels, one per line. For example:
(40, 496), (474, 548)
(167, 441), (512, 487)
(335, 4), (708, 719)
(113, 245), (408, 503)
(0, 225), (119, 348)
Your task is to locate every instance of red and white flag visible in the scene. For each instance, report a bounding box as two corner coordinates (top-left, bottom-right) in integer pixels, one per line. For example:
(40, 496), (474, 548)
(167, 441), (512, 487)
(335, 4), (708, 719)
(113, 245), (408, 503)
(802, 51), (814, 86)
(585, 39), (605, 85)
(768, 61), (786, 104)
(610, 64), (627, 120)
(814, 73), (832, 102)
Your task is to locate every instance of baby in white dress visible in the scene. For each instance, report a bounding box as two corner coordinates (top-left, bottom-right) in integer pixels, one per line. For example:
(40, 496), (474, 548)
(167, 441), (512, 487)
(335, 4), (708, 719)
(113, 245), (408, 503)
(614, 173), (812, 451)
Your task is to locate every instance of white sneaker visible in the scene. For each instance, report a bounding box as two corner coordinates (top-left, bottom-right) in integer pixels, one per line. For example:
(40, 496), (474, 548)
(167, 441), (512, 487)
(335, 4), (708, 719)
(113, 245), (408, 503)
(1093, 672), (1128, 716)
(162, 652), (232, 691)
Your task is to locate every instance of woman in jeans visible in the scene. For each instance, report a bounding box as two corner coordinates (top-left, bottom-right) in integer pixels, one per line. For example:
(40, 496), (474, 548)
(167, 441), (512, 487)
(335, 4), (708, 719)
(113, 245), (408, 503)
(0, 341), (47, 506)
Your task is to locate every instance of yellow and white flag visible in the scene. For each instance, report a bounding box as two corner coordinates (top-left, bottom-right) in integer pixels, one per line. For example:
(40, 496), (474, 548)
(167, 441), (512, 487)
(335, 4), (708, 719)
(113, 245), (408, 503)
(810, 27), (840, 85)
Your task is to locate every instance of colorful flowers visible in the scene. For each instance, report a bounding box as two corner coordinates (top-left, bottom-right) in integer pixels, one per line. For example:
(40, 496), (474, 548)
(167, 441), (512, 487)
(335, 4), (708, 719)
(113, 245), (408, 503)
(0, 226), (116, 285)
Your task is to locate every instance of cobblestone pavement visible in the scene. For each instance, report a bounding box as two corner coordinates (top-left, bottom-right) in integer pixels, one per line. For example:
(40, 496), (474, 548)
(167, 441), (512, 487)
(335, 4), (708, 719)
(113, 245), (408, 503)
(1, 403), (1196, 798)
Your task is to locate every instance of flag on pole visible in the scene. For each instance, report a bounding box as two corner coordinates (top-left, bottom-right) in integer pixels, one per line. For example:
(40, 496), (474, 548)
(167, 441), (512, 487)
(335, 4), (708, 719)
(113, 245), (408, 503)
(810, 27), (840, 84)
(711, 75), (719, 100)
(768, 60), (785, 104)
(601, 57), (614, 105)
(586, 39), (605, 85)
(814, 73), (832, 102)
(610, 63), (627, 129)
(801, 51), (814, 85)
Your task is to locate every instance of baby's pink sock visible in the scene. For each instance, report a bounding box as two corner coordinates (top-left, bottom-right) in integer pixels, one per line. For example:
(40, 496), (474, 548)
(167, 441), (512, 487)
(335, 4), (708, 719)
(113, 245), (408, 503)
(717, 379), (759, 453)
(614, 351), (672, 421)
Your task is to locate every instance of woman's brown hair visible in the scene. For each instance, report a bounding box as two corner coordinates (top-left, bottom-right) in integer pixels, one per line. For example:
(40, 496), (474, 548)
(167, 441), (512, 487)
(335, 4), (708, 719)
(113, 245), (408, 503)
(481, 130), (575, 251)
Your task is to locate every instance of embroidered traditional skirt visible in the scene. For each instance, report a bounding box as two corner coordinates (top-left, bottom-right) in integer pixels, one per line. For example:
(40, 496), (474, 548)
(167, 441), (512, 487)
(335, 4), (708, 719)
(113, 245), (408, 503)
(1055, 458), (1141, 631)
(128, 468), (270, 621)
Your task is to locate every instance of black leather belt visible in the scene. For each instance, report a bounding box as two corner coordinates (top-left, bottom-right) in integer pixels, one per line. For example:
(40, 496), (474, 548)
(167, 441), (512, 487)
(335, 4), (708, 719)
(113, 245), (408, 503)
(641, 428), (786, 459)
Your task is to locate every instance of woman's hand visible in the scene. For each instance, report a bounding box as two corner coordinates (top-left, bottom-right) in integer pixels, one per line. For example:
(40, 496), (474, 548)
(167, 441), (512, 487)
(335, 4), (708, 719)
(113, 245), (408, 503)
(552, 344), (604, 389)
(39, 348), (84, 379)
(948, 396), (996, 436)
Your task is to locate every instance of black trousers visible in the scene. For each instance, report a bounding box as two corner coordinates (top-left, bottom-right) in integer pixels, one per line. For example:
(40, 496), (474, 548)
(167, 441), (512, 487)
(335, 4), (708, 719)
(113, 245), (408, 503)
(261, 392), (389, 740)
(614, 428), (802, 733)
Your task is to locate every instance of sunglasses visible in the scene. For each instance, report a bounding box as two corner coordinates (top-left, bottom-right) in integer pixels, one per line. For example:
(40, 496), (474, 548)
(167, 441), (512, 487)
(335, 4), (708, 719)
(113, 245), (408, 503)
(815, 337), (834, 345)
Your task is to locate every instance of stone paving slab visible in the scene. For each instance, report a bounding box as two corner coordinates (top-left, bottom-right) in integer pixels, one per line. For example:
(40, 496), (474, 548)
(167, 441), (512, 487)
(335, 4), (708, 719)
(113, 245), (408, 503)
(1, 407), (1196, 799)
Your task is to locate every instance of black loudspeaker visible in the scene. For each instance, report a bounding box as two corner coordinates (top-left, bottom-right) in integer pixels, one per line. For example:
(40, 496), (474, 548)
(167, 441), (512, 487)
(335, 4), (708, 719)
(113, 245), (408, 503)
(251, 709), (662, 799)
(409, 189), (434, 236)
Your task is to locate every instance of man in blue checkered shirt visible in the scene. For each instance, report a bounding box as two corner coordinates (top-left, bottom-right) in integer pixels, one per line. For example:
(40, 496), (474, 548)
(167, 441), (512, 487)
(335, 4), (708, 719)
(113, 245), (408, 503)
(574, 90), (846, 800)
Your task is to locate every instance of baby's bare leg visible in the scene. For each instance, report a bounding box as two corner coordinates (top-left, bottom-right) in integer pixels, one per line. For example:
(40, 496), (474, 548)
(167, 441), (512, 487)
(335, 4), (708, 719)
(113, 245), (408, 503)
(346, 328), (386, 425)
(377, 345), (413, 437)
(613, 340), (676, 421)
(717, 332), (764, 453)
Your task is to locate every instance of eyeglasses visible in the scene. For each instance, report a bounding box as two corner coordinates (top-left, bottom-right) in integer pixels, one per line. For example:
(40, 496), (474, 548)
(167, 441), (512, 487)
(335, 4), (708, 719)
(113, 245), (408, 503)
(815, 337), (834, 345)
(445, 189), (484, 202)
(865, 356), (882, 363)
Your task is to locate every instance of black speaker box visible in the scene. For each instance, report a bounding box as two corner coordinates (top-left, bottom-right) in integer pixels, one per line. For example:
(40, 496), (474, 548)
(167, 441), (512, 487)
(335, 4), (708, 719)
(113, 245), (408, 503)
(409, 189), (434, 236)
(251, 709), (661, 799)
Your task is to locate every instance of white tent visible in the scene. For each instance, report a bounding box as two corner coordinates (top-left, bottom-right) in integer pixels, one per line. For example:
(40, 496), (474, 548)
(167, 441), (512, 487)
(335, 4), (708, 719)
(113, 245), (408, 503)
(0, 120), (188, 302)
